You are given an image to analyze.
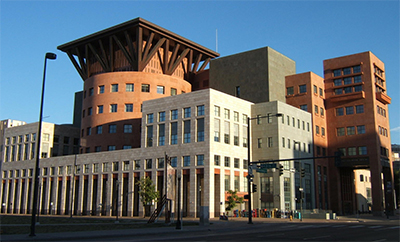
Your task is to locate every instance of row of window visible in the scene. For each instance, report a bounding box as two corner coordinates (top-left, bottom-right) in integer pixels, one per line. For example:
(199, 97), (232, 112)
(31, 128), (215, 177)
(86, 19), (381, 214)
(333, 65), (361, 77)
(333, 75), (362, 86)
(338, 146), (367, 156)
(374, 65), (384, 78)
(336, 104), (364, 116)
(5, 133), (36, 145)
(82, 123), (134, 138)
(287, 84), (307, 96)
(214, 105), (247, 123)
(315, 125), (326, 137)
(337, 125), (366, 136)
(146, 105), (205, 124)
(84, 83), (184, 98)
(334, 84), (363, 95)
(313, 85), (324, 97)
(377, 105), (387, 117)
(214, 155), (248, 169)
(378, 126), (388, 137)
(282, 115), (311, 131)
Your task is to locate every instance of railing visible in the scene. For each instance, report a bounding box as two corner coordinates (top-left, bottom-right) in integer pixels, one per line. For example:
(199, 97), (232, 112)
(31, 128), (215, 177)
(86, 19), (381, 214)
(147, 194), (167, 223)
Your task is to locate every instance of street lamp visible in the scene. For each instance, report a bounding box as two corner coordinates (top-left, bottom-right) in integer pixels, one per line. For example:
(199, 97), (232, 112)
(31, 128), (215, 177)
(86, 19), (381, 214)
(176, 171), (182, 230)
(247, 113), (282, 224)
(30, 52), (57, 237)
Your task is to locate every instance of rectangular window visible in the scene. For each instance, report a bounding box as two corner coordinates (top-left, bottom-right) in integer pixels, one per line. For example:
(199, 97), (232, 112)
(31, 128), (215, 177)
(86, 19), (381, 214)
(196, 155), (204, 166)
(348, 147), (356, 156)
(243, 114), (248, 124)
(345, 106), (354, 115)
(336, 107), (344, 116)
(337, 127), (345, 136)
(235, 86), (240, 97)
(316, 125), (320, 135)
(357, 125), (366, 134)
(214, 155), (220, 166)
(334, 88), (343, 95)
(108, 146), (116, 151)
(99, 85), (105, 94)
(313, 85), (317, 94)
(184, 107), (191, 118)
(299, 84), (307, 93)
(333, 69), (341, 77)
(96, 125), (102, 134)
(141, 84), (150, 92)
(147, 113), (154, 123)
(224, 175), (230, 191)
(234, 158), (240, 168)
(320, 107), (324, 116)
(146, 126), (153, 147)
(125, 104), (133, 112)
(234, 111), (239, 122)
(343, 67), (351, 75)
(183, 156), (190, 167)
(347, 126), (355, 135)
(355, 105), (364, 114)
(353, 65), (361, 73)
(354, 85), (363, 92)
(146, 159), (152, 169)
(170, 157), (177, 167)
(321, 127), (325, 136)
(224, 157), (230, 167)
(359, 146), (367, 155)
(344, 86), (352, 94)
(157, 158), (164, 169)
(224, 109), (230, 119)
(171, 122), (178, 144)
(87, 127), (91, 136)
(214, 119), (220, 142)
(98, 105), (103, 114)
(197, 105), (205, 116)
(334, 79), (342, 86)
(268, 137), (273, 147)
(258, 138), (262, 148)
(110, 104), (118, 113)
(214, 106), (220, 117)
(233, 124), (239, 146)
(224, 121), (230, 144)
(171, 109), (178, 120)
(343, 77), (352, 85)
(88, 107), (92, 116)
(300, 104), (307, 111)
(111, 84), (118, 92)
(184, 120), (191, 143)
(354, 75), (362, 83)
(243, 126), (248, 147)
(287, 86), (294, 95)
(197, 118), (204, 142)
(124, 124), (133, 133)
(157, 85), (165, 94)
(159, 111), (165, 122)
(319, 88), (323, 96)
(126, 83), (134, 92)
(314, 105), (319, 114)
(109, 124), (117, 133)
(170, 88), (177, 96)
(123, 145), (131, 149)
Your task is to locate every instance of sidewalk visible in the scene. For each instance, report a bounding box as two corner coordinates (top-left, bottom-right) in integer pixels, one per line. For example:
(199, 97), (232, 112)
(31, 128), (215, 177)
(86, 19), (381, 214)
(1, 214), (399, 242)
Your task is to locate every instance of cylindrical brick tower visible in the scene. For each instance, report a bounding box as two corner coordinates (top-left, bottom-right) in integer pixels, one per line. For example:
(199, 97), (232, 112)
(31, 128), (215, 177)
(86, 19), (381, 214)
(58, 18), (219, 153)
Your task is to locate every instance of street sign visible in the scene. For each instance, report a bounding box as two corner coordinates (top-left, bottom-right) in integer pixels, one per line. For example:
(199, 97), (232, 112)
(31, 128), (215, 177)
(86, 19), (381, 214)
(257, 168), (268, 173)
(260, 163), (277, 169)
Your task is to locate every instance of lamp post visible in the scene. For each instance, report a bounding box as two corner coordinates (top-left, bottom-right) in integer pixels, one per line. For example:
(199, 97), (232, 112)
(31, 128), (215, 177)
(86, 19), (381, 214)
(247, 113), (282, 224)
(176, 171), (182, 230)
(30, 52), (56, 237)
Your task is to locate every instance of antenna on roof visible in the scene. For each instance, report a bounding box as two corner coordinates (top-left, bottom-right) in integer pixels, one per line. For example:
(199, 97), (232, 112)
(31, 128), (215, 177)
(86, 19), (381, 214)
(216, 29), (218, 52)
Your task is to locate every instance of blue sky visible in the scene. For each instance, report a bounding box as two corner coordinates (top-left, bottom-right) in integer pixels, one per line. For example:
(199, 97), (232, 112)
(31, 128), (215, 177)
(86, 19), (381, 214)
(1, 0), (399, 143)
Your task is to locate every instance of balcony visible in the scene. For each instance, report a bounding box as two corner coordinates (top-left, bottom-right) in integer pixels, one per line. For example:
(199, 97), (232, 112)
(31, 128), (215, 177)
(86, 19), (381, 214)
(376, 92), (391, 104)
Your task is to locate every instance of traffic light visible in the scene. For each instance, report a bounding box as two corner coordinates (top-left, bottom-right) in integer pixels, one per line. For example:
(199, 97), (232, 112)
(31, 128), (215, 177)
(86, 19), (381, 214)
(301, 168), (305, 177)
(252, 183), (257, 193)
(279, 165), (284, 176)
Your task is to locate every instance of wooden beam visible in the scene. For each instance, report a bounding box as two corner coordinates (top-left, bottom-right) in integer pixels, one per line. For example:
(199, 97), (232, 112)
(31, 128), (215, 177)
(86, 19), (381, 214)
(197, 57), (210, 72)
(141, 37), (166, 71)
(99, 39), (110, 71)
(112, 34), (136, 69)
(88, 43), (109, 72)
(192, 53), (202, 73)
(168, 48), (190, 75)
(136, 27), (143, 70)
(66, 51), (87, 80)
(142, 32), (155, 61)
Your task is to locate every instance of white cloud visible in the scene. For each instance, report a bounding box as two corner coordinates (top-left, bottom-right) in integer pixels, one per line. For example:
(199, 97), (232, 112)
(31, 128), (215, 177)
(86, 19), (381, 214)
(391, 126), (400, 132)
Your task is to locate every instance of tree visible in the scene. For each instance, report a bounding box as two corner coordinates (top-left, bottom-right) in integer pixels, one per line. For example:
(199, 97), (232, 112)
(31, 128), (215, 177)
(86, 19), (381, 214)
(136, 177), (159, 217)
(225, 190), (244, 216)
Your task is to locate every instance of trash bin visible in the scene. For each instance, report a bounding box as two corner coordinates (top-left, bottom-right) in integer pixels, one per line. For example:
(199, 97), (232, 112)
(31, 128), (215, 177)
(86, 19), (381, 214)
(326, 213), (330, 220)
(332, 213), (336, 220)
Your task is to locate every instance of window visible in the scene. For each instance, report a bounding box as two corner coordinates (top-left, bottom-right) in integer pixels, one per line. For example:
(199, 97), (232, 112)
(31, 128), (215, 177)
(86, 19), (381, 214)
(147, 113), (154, 123)
(224, 157), (230, 167)
(126, 83), (134, 92)
(344, 77), (352, 85)
(333, 69), (341, 76)
(125, 104), (133, 112)
(359, 146), (367, 155)
(348, 147), (356, 156)
(344, 86), (352, 94)
(257, 138), (262, 148)
(336, 107), (344, 116)
(335, 88), (343, 95)
(196, 155), (204, 166)
(234, 158), (240, 168)
(88, 107), (92, 116)
(146, 159), (152, 169)
(224, 109), (230, 119)
(98, 105), (103, 114)
(243, 114), (248, 124)
(224, 175), (230, 191)
(157, 85), (165, 94)
(345, 106), (354, 115)
(214, 106), (220, 117)
(321, 127), (325, 136)
(287, 86), (294, 95)
(146, 126), (153, 147)
(354, 85), (363, 92)
(183, 156), (190, 167)
(184, 107), (191, 118)
(224, 121), (230, 144)
(99, 85), (104, 94)
(314, 105), (319, 114)
(159, 111), (165, 122)
(268, 137), (273, 147)
(171, 122), (178, 144)
(235, 86), (240, 97)
(214, 155), (220, 166)
(299, 84), (307, 94)
(343, 67), (351, 75)
(319, 88), (323, 96)
(110, 104), (118, 113)
(123, 161), (130, 171)
(233, 112), (239, 122)
(157, 158), (164, 169)
(313, 85), (317, 94)
(184, 120), (191, 143)
(123, 145), (131, 149)
(171, 88), (177, 96)
(171, 109), (178, 120)
(124, 124), (132, 133)
(300, 104), (308, 111)
(170, 157), (177, 167)
(214, 119), (220, 142)
(233, 124), (239, 146)
(337, 127), (345, 136)
(320, 107), (324, 116)
(356, 105), (364, 114)
(96, 125), (102, 134)
(353, 65), (361, 73)
(334, 79), (342, 86)
(197, 118), (204, 142)
(109, 124), (117, 133)
(197, 105), (205, 116)
(111, 84), (118, 92)
(108, 146), (116, 151)
(357, 125), (366, 134)
(87, 127), (91, 136)
(142, 84), (150, 92)
(347, 126), (355, 135)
